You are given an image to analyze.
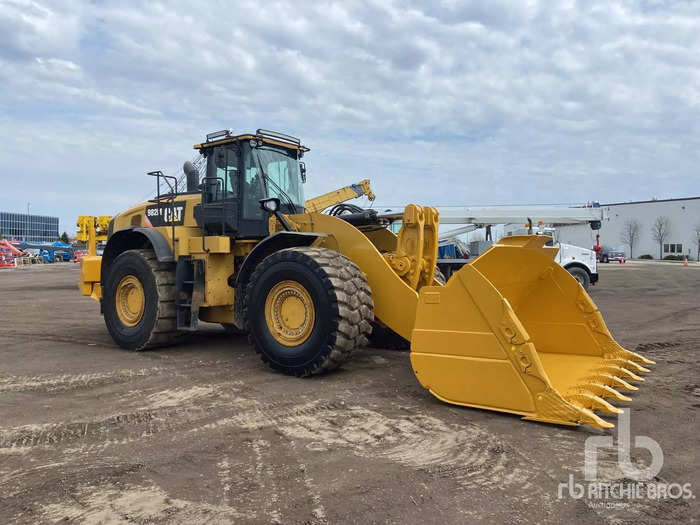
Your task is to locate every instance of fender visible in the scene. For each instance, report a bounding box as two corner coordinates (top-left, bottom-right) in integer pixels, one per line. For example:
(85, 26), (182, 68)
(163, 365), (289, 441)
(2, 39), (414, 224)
(564, 261), (598, 285)
(233, 231), (325, 328)
(563, 261), (592, 277)
(102, 227), (174, 277)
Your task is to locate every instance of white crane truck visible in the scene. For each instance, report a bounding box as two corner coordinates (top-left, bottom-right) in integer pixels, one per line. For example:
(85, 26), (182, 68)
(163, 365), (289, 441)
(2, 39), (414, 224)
(433, 205), (604, 290)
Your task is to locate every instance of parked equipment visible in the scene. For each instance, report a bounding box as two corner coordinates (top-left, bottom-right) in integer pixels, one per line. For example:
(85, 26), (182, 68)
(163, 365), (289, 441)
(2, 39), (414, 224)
(16, 241), (74, 263)
(0, 240), (24, 267)
(76, 215), (111, 298)
(78, 129), (653, 429)
(72, 249), (88, 263)
(0, 248), (13, 267)
(433, 211), (603, 290)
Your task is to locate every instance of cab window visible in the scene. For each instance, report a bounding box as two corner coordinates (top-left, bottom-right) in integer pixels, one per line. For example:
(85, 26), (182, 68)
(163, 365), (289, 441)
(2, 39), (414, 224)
(242, 147), (266, 220)
(206, 145), (239, 201)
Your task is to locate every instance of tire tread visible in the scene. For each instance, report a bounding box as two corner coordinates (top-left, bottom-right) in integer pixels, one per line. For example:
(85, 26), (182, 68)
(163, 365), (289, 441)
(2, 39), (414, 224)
(121, 249), (179, 350)
(245, 247), (374, 376)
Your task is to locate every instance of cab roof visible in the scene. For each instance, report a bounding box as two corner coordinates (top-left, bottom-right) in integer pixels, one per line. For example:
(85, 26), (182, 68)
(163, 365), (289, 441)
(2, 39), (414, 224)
(193, 128), (310, 152)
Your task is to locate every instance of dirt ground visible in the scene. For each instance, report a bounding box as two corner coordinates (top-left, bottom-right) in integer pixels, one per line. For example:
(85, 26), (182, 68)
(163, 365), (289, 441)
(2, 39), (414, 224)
(0, 262), (698, 524)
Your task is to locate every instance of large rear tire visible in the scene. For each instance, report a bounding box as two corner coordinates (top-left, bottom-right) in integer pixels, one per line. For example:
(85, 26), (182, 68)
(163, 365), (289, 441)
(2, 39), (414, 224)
(246, 247), (373, 376)
(102, 249), (178, 350)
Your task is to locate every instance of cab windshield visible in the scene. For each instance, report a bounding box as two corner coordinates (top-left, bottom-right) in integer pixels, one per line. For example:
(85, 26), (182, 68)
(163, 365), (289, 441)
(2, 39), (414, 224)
(252, 146), (305, 212)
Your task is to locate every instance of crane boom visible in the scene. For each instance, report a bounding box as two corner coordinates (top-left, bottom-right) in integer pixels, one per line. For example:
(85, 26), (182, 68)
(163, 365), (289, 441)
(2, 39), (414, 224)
(380, 204), (604, 241)
(437, 205), (605, 226)
(304, 179), (375, 213)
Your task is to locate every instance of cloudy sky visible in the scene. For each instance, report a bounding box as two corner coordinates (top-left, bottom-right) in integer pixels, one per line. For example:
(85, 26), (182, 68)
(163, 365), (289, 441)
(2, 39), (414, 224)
(1, 0), (699, 234)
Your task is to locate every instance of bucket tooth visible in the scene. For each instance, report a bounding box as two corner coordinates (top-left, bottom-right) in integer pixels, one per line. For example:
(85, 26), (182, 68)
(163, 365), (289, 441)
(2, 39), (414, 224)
(569, 379), (632, 401)
(623, 361), (650, 374)
(595, 373), (638, 391)
(567, 393), (622, 415)
(611, 376), (638, 392)
(572, 383), (632, 402)
(596, 365), (644, 382)
(605, 358), (650, 374)
(620, 348), (655, 366)
(576, 406), (615, 429)
(619, 367), (643, 382)
(586, 383), (632, 401)
(629, 362), (651, 374)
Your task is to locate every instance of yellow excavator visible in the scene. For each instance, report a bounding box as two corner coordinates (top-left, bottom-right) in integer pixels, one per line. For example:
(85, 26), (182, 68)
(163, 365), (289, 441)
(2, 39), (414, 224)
(78, 128), (653, 429)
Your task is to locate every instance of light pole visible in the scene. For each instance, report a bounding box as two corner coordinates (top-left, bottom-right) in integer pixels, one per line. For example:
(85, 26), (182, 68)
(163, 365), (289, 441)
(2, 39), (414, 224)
(27, 202), (30, 216)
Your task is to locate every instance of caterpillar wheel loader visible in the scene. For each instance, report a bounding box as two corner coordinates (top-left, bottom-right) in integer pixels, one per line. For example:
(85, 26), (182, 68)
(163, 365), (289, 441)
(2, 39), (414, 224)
(78, 128), (654, 429)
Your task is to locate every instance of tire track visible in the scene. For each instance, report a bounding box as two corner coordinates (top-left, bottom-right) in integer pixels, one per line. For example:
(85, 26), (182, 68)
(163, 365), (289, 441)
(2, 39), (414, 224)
(0, 406), (204, 450)
(0, 330), (114, 347)
(37, 481), (252, 523)
(0, 359), (236, 394)
(212, 399), (533, 491)
(0, 367), (169, 394)
(0, 389), (344, 466)
(289, 439), (328, 524)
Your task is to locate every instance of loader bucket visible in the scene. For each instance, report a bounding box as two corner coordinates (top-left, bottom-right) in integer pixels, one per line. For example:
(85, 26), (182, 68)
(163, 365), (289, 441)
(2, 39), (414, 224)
(410, 235), (653, 429)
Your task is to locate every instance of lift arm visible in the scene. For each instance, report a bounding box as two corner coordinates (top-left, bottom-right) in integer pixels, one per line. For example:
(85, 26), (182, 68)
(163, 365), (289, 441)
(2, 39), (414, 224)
(304, 179), (375, 213)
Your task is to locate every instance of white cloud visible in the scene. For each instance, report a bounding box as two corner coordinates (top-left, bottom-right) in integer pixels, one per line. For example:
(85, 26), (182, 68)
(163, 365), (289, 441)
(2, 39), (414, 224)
(0, 0), (699, 233)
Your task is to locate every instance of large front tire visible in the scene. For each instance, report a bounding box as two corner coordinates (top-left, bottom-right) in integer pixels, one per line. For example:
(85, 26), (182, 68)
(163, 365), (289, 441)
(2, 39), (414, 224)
(246, 247), (373, 376)
(102, 249), (178, 350)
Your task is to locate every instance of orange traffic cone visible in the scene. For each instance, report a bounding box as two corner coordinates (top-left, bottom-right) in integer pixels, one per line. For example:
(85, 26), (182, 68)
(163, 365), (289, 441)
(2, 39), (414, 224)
(620, 258), (625, 264)
(684, 256), (689, 266)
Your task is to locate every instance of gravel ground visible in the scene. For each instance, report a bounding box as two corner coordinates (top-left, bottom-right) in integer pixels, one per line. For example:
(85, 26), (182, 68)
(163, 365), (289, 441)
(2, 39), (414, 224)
(0, 262), (698, 524)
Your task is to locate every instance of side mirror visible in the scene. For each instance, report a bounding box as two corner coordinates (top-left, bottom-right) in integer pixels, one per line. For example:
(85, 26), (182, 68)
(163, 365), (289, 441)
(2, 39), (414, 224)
(259, 197), (281, 214)
(299, 162), (306, 183)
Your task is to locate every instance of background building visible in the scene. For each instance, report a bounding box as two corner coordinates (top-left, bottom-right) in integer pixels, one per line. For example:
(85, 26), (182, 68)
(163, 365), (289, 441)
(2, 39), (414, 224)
(555, 197), (700, 260)
(0, 211), (59, 243)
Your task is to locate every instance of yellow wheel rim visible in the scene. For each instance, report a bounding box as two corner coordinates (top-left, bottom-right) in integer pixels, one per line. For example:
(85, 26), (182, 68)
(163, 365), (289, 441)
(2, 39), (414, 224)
(115, 275), (145, 327)
(264, 280), (315, 346)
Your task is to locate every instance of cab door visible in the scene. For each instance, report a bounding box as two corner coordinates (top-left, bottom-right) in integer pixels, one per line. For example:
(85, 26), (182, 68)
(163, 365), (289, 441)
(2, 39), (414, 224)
(237, 143), (271, 238)
(198, 144), (240, 235)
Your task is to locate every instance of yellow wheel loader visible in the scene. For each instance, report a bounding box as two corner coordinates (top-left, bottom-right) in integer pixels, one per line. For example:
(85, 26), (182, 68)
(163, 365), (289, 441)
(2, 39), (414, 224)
(78, 128), (653, 429)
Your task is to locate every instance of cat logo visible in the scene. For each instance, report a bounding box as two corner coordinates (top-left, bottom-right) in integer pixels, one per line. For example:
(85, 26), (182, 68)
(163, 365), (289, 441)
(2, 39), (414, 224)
(144, 203), (186, 227)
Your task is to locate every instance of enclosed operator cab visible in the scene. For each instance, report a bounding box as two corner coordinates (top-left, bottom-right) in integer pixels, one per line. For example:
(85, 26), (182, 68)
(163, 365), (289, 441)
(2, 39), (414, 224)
(194, 129), (308, 238)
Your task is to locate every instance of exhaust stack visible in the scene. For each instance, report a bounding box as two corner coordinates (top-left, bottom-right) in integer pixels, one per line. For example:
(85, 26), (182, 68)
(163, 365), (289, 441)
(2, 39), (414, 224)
(184, 161), (199, 192)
